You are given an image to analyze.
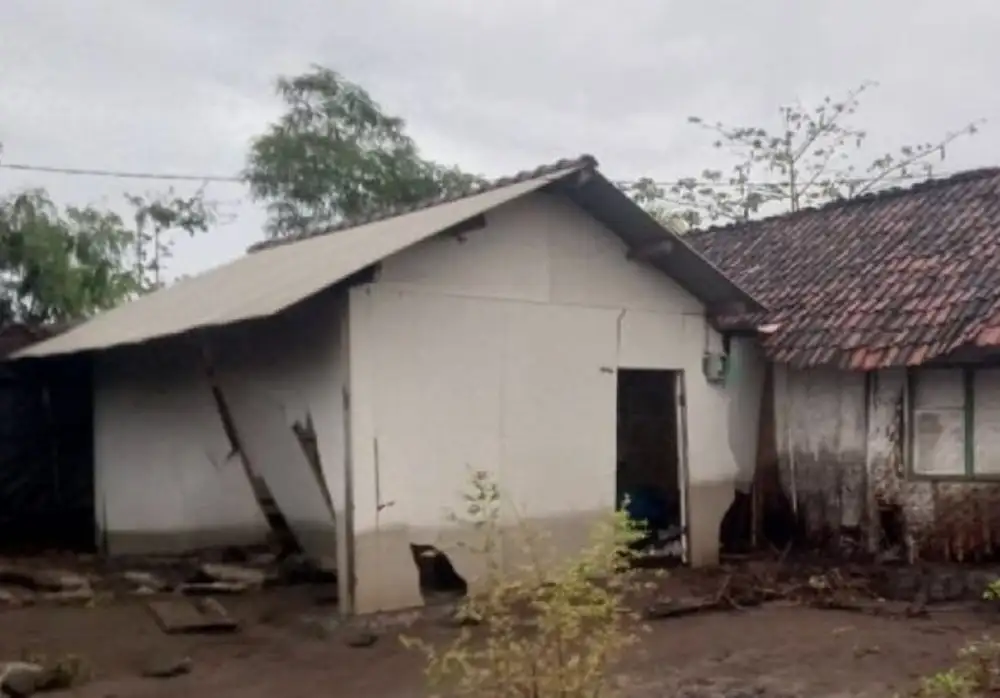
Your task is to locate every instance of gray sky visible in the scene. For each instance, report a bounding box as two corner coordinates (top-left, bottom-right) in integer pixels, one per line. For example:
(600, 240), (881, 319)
(1, 0), (997, 277)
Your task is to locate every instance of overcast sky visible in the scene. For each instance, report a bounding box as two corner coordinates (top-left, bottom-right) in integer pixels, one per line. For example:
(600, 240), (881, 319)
(1, 0), (997, 277)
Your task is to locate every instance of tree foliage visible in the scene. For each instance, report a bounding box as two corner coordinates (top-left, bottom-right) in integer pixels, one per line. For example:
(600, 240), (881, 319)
(125, 188), (215, 289)
(628, 81), (983, 228)
(0, 167), (215, 325)
(244, 65), (485, 238)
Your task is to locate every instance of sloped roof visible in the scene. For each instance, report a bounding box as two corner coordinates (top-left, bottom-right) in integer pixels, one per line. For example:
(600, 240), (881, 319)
(686, 168), (1000, 369)
(15, 155), (759, 359)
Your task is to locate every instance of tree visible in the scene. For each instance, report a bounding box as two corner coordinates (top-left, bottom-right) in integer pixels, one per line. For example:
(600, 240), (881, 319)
(628, 81), (983, 228)
(0, 179), (215, 324)
(244, 65), (485, 238)
(126, 187), (215, 289)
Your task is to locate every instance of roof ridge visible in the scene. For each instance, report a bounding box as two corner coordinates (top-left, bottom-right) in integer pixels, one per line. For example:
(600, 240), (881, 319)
(687, 166), (1000, 240)
(249, 154), (599, 253)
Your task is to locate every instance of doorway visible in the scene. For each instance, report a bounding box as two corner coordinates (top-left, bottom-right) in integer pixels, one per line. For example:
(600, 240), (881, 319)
(616, 369), (687, 563)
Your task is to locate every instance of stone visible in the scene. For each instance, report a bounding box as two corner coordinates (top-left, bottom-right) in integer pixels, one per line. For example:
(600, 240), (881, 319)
(199, 563), (266, 589)
(123, 571), (169, 592)
(25, 570), (89, 593)
(141, 655), (192, 679)
(40, 588), (94, 606)
(0, 662), (47, 697)
(344, 631), (378, 648)
(0, 590), (20, 607)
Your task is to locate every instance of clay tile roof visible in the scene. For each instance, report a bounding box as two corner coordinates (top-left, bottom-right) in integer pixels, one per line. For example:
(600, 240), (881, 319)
(685, 168), (1000, 369)
(249, 155), (599, 253)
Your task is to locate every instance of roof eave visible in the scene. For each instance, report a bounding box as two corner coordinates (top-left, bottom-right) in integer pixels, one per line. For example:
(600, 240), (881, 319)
(557, 172), (766, 315)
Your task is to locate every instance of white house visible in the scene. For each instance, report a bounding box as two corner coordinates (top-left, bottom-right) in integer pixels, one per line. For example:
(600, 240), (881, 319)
(15, 155), (765, 614)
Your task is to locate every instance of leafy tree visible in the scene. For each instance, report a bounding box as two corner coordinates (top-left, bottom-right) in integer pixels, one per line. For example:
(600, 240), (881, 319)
(244, 65), (485, 238)
(629, 81), (983, 228)
(0, 190), (138, 324)
(126, 187), (215, 289)
(0, 179), (215, 324)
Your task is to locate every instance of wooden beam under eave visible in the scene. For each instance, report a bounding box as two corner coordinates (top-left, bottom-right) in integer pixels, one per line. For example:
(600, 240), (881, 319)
(626, 239), (674, 261)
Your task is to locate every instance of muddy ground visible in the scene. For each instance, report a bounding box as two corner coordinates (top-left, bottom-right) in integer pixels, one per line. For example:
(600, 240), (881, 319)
(0, 562), (994, 698)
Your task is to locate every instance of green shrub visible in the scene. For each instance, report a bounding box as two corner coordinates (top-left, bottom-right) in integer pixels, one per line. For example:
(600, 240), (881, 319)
(916, 637), (1000, 697)
(402, 470), (652, 698)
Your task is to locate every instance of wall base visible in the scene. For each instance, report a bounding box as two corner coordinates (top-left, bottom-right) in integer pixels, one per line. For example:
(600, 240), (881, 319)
(103, 525), (270, 556)
(352, 485), (736, 615)
(688, 481), (732, 566)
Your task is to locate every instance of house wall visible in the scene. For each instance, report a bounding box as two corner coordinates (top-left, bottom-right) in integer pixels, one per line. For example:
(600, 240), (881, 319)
(346, 191), (761, 613)
(92, 290), (348, 561)
(774, 364), (1000, 561)
(773, 366), (868, 544)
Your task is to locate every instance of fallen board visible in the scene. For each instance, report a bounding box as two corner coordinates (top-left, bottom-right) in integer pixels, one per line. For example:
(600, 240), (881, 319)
(147, 597), (239, 634)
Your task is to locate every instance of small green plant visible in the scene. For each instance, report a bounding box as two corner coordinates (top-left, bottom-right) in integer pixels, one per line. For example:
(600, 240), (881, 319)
(402, 470), (651, 698)
(915, 637), (1000, 697)
(982, 579), (1000, 602)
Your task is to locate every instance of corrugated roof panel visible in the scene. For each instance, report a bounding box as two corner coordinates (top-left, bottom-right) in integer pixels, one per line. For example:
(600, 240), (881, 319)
(16, 168), (575, 359)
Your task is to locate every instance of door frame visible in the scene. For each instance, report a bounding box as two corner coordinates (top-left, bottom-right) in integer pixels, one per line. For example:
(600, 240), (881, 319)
(674, 371), (691, 563)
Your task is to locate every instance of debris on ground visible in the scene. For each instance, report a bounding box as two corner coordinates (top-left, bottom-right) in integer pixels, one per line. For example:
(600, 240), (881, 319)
(179, 581), (252, 596)
(198, 563), (268, 589)
(0, 568), (91, 594)
(0, 547), (339, 612)
(641, 555), (937, 622)
(141, 654), (193, 679)
(0, 662), (47, 697)
(147, 597), (239, 635)
(0, 654), (88, 697)
(122, 571), (170, 593)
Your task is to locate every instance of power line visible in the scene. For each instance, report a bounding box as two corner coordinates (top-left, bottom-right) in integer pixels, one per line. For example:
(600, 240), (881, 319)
(0, 160), (964, 189)
(0, 162), (243, 183)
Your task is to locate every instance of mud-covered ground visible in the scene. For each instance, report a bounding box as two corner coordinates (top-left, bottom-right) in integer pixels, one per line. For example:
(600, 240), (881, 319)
(0, 557), (992, 698)
(0, 590), (987, 697)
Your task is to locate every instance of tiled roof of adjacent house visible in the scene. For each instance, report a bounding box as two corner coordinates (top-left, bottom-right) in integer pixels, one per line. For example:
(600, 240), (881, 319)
(249, 155), (600, 252)
(686, 168), (1000, 369)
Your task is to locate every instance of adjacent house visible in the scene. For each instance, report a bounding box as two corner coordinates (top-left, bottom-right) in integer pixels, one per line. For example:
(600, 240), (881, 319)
(687, 168), (1000, 563)
(13, 155), (764, 614)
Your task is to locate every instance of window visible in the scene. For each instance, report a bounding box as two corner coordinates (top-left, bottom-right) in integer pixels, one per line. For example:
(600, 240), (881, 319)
(910, 367), (1000, 478)
(974, 369), (1000, 474)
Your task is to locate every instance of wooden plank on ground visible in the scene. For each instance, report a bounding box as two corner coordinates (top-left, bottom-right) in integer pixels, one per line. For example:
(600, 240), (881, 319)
(147, 597), (239, 634)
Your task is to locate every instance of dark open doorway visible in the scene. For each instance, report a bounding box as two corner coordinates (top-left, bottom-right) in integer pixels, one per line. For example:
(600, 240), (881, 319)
(616, 369), (686, 563)
(0, 355), (95, 553)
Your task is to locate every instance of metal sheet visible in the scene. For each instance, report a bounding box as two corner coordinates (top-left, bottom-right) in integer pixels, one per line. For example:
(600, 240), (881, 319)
(14, 171), (573, 359)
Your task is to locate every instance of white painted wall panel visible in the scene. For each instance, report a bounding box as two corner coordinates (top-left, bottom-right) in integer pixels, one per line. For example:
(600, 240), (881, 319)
(94, 341), (268, 552)
(348, 190), (758, 609)
(93, 290), (347, 555)
(500, 302), (619, 517)
(379, 194), (702, 315)
(362, 287), (504, 531)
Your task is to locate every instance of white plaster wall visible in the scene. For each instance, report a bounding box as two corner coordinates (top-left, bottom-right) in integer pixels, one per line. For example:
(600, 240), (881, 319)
(93, 338), (266, 552)
(93, 290), (347, 556)
(347, 192), (755, 610)
(725, 338), (766, 490)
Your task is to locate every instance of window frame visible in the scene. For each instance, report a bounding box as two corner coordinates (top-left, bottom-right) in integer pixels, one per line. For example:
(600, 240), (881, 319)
(906, 366), (989, 481)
